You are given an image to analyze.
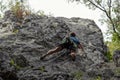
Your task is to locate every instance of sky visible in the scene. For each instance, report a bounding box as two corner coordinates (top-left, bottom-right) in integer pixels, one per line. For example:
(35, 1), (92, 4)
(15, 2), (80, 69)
(28, 0), (108, 39)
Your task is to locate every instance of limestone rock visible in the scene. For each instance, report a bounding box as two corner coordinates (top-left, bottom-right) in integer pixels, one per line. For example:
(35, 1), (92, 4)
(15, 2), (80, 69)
(0, 12), (111, 80)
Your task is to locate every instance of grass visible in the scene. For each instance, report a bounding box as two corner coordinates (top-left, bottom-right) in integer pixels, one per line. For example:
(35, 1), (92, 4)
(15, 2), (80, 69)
(72, 71), (83, 80)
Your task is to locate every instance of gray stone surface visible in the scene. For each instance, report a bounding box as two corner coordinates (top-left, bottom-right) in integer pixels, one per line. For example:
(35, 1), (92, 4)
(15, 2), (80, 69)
(113, 50), (120, 67)
(0, 11), (119, 80)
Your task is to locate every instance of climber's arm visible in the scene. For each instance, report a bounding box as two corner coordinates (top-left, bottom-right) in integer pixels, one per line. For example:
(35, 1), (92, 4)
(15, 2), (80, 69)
(78, 43), (84, 52)
(78, 43), (87, 58)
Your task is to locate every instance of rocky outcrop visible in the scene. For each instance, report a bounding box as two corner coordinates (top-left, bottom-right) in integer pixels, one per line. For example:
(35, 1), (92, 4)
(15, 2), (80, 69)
(0, 11), (119, 80)
(113, 50), (120, 67)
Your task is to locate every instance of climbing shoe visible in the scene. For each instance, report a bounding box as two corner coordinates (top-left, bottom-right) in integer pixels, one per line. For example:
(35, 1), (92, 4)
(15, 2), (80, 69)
(71, 56), (76, 61)
(72, 57), (76, 61)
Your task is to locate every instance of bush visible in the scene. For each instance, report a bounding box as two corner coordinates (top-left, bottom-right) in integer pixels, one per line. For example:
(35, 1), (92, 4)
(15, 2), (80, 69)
(0, 0), (31, 19)
(72, 71), (83, 80)
(106, 32), (120, 61)
(10, 0), (31, 19)
(104, 50), (112, 61)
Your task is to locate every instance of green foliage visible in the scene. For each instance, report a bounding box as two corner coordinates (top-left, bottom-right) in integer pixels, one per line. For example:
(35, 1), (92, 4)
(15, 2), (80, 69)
(115, 68), (120, 74)
(13, 29), (19, 34)
(0, 0), (31, 19)
(0, 0), (49, 19)
(112, 32), (120, 42)
(10, 59), (21, 70)
(106, 32), (120, 58)
(114, 67), (120, 76)
(68, 0), (120, 41)
(95, 76), (102, 80)
(10, 1), (23, 18)
(72, 71), (83, 80)
(9, 0), (31, 19)
(10, 59), (15, 66)
(105, 50), (112, 61)
(39, 66), (46, 72)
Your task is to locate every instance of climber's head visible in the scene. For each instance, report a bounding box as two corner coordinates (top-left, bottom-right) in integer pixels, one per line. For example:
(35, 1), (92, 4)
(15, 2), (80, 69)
(70, 32), (76, 37)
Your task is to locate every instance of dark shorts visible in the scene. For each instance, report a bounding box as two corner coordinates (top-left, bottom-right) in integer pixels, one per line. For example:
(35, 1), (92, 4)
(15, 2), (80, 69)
(58, 42), (76, 52)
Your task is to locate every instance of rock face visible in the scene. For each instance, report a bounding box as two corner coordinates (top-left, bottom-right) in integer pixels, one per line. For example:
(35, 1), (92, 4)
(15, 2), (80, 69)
(113, 50), (120, 67)
(0, 11), (119, 80)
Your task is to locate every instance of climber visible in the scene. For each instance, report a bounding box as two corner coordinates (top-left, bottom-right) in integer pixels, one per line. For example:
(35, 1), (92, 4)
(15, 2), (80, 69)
(40, 32), (85, 61)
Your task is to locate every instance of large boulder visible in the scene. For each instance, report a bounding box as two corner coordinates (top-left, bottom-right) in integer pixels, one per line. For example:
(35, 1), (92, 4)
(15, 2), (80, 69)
(0, 13), (109, 80)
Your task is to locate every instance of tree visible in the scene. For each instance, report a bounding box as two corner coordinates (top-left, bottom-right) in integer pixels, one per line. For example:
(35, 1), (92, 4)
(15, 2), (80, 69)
(68, 0), (120, 56)
(68, 0), (120, 40)
(0, 0), (31, 18)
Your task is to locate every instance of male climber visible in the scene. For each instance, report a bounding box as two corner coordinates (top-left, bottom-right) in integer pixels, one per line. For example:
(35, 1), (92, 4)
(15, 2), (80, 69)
(40, 32), (85, 61)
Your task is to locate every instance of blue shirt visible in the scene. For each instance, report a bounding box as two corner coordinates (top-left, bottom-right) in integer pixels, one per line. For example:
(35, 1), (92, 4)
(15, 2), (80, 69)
(70, 36), (80, 45)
